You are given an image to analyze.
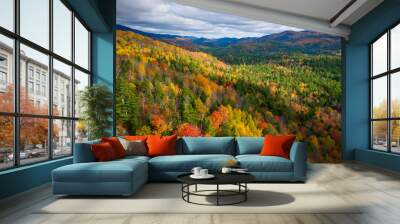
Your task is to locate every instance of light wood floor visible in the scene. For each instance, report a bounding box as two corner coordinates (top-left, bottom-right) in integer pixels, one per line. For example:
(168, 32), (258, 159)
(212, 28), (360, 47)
(1, 162), (400, 224)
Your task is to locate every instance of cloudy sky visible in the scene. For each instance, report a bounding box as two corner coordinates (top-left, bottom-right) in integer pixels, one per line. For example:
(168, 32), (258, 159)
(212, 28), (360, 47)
(117, 0), (301, 39)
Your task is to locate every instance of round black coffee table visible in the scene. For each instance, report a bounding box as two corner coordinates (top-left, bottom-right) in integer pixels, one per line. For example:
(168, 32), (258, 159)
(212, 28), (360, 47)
(177, 173), (255, 206)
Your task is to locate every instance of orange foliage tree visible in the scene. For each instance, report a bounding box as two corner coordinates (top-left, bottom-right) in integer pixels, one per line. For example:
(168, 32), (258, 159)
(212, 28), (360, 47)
(0, 85), (56, 151)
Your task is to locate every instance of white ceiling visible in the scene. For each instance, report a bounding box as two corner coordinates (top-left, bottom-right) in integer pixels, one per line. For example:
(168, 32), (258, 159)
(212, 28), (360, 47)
(228, 0), (352, 22)
(175, 0), (384, 38)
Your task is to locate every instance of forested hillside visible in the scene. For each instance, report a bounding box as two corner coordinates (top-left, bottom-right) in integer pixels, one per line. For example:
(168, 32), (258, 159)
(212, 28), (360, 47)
(116, 29), (342, 162)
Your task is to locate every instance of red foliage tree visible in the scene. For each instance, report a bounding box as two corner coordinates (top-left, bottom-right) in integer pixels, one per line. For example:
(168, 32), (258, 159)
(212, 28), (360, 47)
(176, 123), (202, 137)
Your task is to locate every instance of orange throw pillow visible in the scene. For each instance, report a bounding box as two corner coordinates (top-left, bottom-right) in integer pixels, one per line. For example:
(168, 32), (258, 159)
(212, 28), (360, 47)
(146, 135), (177, 157)
(260, 135), (296, 159)
(101, 137), (127, 158)
(91, 142), (117, 162)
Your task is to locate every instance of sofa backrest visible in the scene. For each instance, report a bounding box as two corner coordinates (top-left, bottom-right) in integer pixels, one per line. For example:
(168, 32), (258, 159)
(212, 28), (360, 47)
(74, 137), (269, 161)
(236, 137), (264, 155)
(180, 137), (235, 155)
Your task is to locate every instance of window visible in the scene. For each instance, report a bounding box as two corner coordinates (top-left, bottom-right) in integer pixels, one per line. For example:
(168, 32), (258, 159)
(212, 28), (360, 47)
(0, 71), (7, 85)
(28, 81), (34, 94)
(371, 23), (400, 153)
(0, 54), (7, 86)
(28, 67), (34, 80)
(42, 85), (46, 97)
(0, 0), (91, 170)
(36, 83), (40, 95)
(35, 70), (40, 81)
(0, 55), (7, 67)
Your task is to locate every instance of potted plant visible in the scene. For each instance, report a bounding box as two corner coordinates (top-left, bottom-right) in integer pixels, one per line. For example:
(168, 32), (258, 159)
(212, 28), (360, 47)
(80, 84), (113, 140)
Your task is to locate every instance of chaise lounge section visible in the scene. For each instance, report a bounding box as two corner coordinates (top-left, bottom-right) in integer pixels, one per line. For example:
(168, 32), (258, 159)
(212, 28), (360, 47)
(52, 140), (149, 196)
(52, 137), (307, 196)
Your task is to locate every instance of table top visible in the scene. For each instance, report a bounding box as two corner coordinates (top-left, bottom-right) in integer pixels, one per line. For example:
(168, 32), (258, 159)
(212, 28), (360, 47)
(177, 172), (255, 185)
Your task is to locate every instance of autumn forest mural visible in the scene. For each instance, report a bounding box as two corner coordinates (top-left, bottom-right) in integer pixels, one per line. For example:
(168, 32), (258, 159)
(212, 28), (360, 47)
(116, 0), (342, 162)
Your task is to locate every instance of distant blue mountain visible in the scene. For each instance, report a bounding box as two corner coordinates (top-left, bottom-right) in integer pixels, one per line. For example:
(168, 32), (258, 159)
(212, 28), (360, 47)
(116, 24), (341, 64)
(116, 24), (195, 40)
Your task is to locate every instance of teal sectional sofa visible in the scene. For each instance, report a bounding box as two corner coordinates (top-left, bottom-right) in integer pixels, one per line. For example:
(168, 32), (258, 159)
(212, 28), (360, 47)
(52, 137), (307, 196)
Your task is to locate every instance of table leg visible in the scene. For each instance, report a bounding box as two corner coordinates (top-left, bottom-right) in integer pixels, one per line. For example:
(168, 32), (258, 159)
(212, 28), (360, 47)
(187, 184), (190, 202)
(245, 183), (247, 201)
(217, 184), (219, 206)
(195, 184), (198, 192)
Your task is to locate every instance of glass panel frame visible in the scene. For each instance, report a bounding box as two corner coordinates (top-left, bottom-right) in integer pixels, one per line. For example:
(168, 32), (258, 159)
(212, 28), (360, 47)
(53, 59), (72, 117)
(0, 115), (14, 170)
(74, 17), (90, 70)
(372, 33), (388, 77)
(391, 120), (400, 153)
(20, 44), (50, 116)
(391, 72), (400, 118)
(0, 0), (14, 32)
(372, 76), (387, 119)
(75, 119), (88, 143)
(74, 69), (89, 118)
(0, 34), (14, 113)
(391, 24), (400, 70)
(372, 120), (388, 152)
(52, 119), (72, 158)
(20, 0), (50, 49)
(19, 117), (49, 165)
(53, 0), (72, 60)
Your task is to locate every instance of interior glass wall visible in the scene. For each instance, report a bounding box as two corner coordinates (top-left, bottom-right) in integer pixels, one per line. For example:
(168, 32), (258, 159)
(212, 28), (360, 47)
(0, 0), (91, 170)
(371, 23), (400, 153)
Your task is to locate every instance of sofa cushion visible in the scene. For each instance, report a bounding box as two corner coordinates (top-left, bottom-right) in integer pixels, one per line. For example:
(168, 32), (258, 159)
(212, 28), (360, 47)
(149, 154), (235, 172)
(236, 137), (264, 155)
(181, 137), (235, 155)
(91, 142), (118, 161)
(147, 135), (177, 157)
(118, 137), (147, 156)
(53, 157), (148, 183)
(236, 155), (293, 172)
(101, 137), (127, 158)
(260, 135), (296, 159)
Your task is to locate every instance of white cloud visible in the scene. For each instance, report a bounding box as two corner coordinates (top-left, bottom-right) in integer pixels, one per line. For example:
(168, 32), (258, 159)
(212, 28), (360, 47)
(117, 0), (301, 38)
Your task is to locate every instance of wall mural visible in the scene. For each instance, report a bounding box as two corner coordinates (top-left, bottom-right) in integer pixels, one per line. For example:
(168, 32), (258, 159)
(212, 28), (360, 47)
(116, 0), (342, 162)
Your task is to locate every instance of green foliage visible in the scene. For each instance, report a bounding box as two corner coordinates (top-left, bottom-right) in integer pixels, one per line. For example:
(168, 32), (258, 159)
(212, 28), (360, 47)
(80, 84), (113, 139)
(116, 76), (140, 134)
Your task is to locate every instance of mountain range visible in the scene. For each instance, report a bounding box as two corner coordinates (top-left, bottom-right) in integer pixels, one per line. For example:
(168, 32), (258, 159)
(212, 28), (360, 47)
(116, 24), (341, 64)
